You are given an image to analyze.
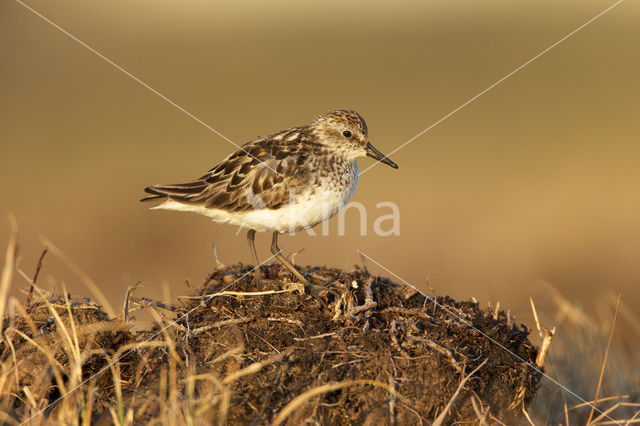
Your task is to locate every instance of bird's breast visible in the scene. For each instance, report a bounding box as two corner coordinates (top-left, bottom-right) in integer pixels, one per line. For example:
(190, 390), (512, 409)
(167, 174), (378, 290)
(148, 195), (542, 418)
(291, 159), (359, 226)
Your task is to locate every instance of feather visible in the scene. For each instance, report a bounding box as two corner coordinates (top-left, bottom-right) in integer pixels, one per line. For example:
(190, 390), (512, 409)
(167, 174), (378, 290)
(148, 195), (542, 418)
(141, 128), (317, 212)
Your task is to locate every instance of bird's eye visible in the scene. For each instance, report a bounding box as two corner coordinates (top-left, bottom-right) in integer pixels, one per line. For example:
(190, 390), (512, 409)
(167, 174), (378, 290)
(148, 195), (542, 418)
(342, 130), (352, 138)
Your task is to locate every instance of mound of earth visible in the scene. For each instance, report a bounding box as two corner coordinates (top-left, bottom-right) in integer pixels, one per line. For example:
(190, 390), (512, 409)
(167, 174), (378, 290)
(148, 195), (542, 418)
(1, 263), (541, 424)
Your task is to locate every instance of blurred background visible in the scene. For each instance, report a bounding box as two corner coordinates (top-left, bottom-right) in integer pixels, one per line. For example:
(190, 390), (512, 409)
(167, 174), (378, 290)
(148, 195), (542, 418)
(1, 0), (639, 413)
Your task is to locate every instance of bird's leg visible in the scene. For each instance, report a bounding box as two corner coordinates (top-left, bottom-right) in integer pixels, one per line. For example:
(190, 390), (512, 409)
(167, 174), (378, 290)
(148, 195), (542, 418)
(246, 229), (263, 290)
(270, 232), (338, 307)
(270, 231), (308, 283)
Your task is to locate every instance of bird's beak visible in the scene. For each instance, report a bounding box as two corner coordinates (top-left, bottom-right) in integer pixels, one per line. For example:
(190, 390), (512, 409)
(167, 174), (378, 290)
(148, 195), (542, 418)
(366, 142), (398, 169)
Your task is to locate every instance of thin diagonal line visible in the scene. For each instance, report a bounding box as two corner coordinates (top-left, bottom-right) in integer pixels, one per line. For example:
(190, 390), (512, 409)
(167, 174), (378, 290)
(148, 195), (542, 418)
(357, 250), (621, 425)
(19, 252), (280, 425)
(14, 0), (282, 176)
(359, 0), (625, 176)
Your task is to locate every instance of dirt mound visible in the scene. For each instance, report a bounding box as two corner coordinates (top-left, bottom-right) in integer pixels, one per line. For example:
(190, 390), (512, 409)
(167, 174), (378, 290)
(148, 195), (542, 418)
(1, 263), (541, 424)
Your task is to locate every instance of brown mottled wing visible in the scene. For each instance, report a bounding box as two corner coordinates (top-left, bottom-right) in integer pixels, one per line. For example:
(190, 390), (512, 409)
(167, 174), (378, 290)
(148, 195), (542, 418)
(143, 128), (319, 212)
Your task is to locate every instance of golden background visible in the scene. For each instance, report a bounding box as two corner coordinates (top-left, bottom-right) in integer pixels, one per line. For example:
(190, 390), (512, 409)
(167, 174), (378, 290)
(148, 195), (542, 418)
(1, 0), (639, 330)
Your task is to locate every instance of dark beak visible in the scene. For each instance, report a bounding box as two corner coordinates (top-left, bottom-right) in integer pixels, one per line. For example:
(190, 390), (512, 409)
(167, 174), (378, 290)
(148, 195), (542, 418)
(366, 142), (398, 169)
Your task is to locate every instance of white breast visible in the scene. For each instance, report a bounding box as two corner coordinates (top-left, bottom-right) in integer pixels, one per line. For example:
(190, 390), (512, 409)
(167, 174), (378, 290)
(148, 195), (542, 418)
(233, 160), (359, 232)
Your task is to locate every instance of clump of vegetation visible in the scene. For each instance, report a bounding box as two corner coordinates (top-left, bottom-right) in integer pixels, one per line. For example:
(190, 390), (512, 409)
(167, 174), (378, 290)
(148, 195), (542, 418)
(1, 249), (542, 423)
(2, 222), (639, 424)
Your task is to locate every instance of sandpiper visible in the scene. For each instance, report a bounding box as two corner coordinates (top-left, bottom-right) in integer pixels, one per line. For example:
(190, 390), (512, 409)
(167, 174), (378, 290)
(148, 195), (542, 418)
(142, 109), (398, 295)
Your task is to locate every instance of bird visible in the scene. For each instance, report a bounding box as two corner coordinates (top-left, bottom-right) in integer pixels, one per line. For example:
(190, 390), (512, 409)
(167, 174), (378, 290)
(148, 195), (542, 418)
(141, 109), (398, 298)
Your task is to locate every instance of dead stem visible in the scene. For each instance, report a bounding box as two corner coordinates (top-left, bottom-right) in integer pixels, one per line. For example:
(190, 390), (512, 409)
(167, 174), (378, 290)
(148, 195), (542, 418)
(432, 359), (488, 426)
(25, 247), (48, 315)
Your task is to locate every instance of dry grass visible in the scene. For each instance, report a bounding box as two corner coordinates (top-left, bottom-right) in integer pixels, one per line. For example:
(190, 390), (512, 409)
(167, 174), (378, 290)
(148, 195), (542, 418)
(530, 285), (640, 424)
(0, 226), (637, 424)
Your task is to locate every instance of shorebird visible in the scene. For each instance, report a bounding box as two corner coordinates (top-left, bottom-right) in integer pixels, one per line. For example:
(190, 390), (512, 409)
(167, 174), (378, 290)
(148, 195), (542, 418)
(142, 109), (398, 297)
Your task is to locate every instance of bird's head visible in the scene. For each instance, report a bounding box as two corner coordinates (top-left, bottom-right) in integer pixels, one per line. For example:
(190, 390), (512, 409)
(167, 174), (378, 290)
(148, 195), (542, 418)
(310, 109), (398, 169)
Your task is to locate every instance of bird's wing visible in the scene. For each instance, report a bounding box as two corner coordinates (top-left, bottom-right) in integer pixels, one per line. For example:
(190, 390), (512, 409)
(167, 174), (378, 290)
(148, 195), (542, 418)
(143, 128), (318, 212)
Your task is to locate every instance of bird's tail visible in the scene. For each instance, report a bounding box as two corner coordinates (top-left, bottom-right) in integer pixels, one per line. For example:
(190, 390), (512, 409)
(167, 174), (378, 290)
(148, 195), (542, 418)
(140, 181), (207, 203)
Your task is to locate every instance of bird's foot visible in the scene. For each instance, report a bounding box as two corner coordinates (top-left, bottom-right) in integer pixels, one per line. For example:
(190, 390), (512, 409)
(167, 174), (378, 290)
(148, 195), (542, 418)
(303, 277), (340, 309)
(250, 267), (266, 291)
(272, 262), (339, 308)
(252, 276), (283, 292)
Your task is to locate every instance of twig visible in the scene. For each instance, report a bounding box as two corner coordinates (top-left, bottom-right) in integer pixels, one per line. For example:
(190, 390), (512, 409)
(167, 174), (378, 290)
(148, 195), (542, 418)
(331, 359), (363, 369)
(332, 293), (346, 321)
(572, 395), (629, 410)
(591, 402), (640, 425)
(432, 359), (488, 426)
(306, 271), (333, 282)
(247, 329), (280, 353)
(522, 406), (535, 425)
(349, 277), (377, 315)
(273, 379), (403, 426)
(529, 297), (555, 368)
(129, 297), (180, 312)
(350, 300), (376, 315)
(624, 407), (640, 426)
(25, 247), (48, 314)
(123, 281), (142, 322)
(529, 297), (543, 339)
(205, 346), (243, 367)
(267, 317), (303, 327)
(470, 394), (489, 426)
(407, 336), (463, 373)
(402, 285), (419, 299)
(535, 326), (555, 368)
(293, 332), (336, 342)
(586, 294), (621, 425)
(179, 289), (295, 300)
(172, 316), (252, 335)
(21, 386), (38, 410)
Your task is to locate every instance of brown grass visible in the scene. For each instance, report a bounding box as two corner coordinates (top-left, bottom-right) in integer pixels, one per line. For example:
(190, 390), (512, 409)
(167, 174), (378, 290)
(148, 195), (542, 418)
(529, 285), (640, 424)
(1, 228), (638, 424)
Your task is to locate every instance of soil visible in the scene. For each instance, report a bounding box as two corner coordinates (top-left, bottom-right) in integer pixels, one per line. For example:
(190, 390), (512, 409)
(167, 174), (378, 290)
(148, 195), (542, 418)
(1, 263), (541, 424)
